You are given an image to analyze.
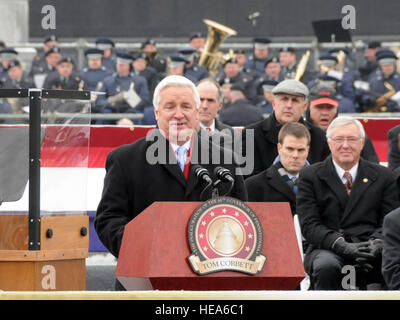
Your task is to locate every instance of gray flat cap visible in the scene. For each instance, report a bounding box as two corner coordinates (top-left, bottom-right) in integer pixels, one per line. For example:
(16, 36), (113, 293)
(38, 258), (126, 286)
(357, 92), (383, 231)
(272, 79), (309, 98)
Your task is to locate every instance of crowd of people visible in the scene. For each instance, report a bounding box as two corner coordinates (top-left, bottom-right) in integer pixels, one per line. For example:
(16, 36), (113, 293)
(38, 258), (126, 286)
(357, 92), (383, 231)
(92, 73), (400, 291)
(1, 34), (400, 125)
(1, 33), (400, 291)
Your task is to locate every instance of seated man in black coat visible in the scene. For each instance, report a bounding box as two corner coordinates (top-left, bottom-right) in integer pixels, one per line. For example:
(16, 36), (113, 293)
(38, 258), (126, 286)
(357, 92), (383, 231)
(241, 79), (331, 178)
(95, 75), (247, 290)
(382, 207), (400, 290)
(297, 116), (400, 290)
(388, 124), (400, 170)
(246, 122), (310, 215)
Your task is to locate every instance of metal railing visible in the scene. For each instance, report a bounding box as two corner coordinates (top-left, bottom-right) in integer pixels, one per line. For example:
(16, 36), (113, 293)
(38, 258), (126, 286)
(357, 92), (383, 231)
(8, 38), (400, 72)
(1, 112), (399, 124)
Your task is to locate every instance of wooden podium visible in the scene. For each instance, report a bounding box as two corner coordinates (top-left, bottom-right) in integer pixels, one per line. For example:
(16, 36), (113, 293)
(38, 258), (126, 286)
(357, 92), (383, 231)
(116, 202), (305, 290)
(0, 214), (89, 291)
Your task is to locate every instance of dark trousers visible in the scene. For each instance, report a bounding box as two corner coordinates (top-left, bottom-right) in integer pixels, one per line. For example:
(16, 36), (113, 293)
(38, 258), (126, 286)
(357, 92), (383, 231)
(305, 249), (384, 290)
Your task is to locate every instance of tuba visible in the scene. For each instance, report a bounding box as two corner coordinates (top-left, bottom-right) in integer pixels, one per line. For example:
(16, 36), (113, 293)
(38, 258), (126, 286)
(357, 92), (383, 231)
(198, 19), (237, 77)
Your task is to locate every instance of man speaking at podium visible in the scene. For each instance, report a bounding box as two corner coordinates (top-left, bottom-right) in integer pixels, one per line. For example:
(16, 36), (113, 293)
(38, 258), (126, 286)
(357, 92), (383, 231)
(95, 75), (247, 288)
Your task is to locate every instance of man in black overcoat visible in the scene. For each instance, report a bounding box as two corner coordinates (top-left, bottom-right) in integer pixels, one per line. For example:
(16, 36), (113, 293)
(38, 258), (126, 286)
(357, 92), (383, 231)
(297, 116), (399, 290)
(95, 76), (247, 289)
(240, 79), (330, 178)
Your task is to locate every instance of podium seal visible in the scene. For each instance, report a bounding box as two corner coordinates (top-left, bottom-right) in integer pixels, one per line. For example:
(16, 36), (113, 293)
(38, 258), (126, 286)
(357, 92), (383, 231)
(188, 196), (266, 275)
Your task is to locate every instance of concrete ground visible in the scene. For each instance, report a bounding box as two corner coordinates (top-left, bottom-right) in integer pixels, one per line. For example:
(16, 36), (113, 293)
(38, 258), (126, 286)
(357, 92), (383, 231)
(86, 252), (117, 291)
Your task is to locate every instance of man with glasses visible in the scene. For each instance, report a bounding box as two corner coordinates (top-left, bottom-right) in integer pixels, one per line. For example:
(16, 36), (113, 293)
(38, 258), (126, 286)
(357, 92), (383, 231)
(297, 116), (399, 290)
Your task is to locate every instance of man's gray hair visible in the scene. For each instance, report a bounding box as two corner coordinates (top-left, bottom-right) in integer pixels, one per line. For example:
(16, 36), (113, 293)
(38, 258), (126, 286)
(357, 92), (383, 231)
(196, 78), (224, 103)
(326, 116), (366, 139)
(153, 75), (201, 110)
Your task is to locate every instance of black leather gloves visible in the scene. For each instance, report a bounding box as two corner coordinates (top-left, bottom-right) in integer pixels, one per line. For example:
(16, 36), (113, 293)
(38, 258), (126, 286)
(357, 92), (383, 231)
(332, 238), (374, 261)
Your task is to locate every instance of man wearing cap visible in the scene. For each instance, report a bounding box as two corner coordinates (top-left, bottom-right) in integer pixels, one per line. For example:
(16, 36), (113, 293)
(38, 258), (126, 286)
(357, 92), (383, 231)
(297, 116), (399, 290)
(80, 48), (112, 92)
(255, 79), (278, 114)
(141, 39), (167, 76)
(308, 53), (356, 108)
(131, 52), (159, 99)
(167, 55), (189, 78)
(358, 41), (381, 81)
(2, 60), (34, 90)
(215, 57), (256, 102)
(234, 49), (258, 80)
(252, 57), (284, 103)
(279, 47), (297, 80)
(95, 37), (116, 73)
(306, 85), (379, 163)
(188, 32), (205, 62)
(218, 84), (263, 127)
(30, 35), (58, 77)
(177, 46), (209, 83)
(1, 60), (34, 117)
(29, 46), (61, 79)
(241, 79), (330, 177)
(43, 57), (81, 90)
(367, 49), (400, 112)
(244, 37), (271, 76)
(95, 51), (150, 120)
(0, 48), (19, 79)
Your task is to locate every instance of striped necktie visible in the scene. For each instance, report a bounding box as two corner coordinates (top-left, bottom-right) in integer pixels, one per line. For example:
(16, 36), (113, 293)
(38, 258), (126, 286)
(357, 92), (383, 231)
(343, 171), (352, 195)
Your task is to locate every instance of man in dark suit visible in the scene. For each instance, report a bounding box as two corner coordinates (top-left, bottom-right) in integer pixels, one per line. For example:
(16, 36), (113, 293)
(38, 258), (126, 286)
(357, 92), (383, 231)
(388, 124), (400, 170)
(382, 207), (400, 290)
(95, 75), (247, 289)
(241, 79), (331, 178)
(196, 78), (239, 151)
(246, 122), (310, 214)
(297, 116), (400, 290)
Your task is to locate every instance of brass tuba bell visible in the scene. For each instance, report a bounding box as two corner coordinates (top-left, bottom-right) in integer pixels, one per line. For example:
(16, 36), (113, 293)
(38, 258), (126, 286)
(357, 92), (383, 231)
(198, 19), (237, 77)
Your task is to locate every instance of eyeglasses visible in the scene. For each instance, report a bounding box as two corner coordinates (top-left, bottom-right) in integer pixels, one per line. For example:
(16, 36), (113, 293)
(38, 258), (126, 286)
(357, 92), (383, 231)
(329, 136), (362, 143)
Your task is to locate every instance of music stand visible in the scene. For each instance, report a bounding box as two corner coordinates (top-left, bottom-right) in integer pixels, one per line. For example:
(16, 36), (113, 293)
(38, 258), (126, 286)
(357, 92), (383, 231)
(312, 19), (352, 43)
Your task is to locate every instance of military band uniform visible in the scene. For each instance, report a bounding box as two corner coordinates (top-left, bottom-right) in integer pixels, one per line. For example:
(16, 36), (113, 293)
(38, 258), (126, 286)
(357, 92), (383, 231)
(42, 71), (82, 90)
(215, 72), (256, 102)
(95, 72), (151, 114)
(369, 72), (400, 112)
(80, 66), (112, 91)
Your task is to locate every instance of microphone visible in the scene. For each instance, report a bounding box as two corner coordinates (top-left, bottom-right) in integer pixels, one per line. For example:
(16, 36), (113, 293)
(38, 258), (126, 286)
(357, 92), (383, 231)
(247, 12), (260, 20)
(214, 167), (234, 183)
(193, 165), (213, 184)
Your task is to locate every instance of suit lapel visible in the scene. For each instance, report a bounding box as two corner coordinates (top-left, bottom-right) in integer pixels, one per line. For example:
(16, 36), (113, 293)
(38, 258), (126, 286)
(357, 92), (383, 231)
(341, 159), (377, 221)
(267, 165), (296, 203)
(317, 157), (348, 210)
